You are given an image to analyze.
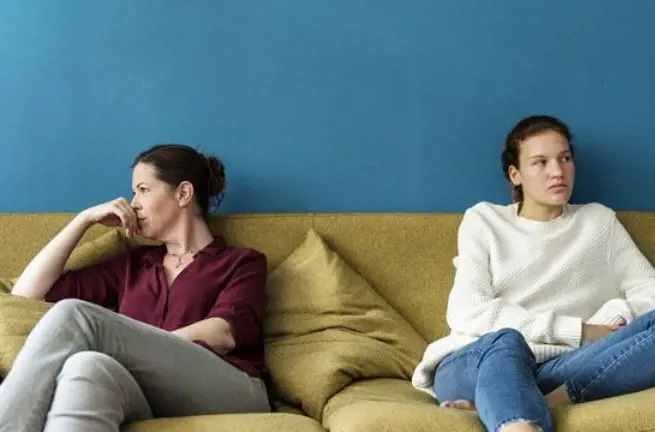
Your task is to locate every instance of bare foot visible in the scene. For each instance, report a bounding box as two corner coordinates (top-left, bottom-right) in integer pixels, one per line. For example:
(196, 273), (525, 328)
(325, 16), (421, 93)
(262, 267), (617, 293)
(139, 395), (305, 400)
(440, 399), (476, 410)
(545, 384), (571, 407)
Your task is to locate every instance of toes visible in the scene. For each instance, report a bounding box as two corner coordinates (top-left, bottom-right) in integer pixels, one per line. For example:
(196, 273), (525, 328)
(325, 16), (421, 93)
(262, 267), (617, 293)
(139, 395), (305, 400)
(441, 399), (475, 410)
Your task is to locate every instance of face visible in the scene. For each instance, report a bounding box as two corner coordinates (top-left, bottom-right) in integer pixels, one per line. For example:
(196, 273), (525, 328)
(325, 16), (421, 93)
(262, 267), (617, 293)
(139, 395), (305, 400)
(130, 163), (182, 239)
(508, 130), (575, 209)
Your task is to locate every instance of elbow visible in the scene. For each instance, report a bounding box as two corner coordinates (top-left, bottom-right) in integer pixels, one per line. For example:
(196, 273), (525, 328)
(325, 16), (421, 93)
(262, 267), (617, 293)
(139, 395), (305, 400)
(447, 309), (483, 336)
(212, 325), (236, 354)
(10, 284), (44, 301)
(446, 311), (467, 334)
(207, 318), (237, 354)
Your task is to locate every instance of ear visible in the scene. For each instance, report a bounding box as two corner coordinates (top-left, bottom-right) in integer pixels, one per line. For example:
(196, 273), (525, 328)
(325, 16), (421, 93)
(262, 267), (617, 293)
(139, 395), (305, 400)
(176, 181), (195, 207)
(508, 165), (522, 187)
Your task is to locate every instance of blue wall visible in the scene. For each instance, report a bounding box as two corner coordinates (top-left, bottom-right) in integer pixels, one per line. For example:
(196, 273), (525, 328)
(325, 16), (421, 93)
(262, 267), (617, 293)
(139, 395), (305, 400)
(1, 1), (655, 213)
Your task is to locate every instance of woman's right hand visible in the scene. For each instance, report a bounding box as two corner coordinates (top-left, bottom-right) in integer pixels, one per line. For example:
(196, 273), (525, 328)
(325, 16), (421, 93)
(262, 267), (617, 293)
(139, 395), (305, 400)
(80, 198), (139, 237)
(582, 319), (625, 345)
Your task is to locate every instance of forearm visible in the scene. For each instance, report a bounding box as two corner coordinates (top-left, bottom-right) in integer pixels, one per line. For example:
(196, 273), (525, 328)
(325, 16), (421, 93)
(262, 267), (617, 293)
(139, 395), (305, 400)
(448, 293), (582, 347)
(172, 317), (236, 355)
(12, 213), (92, 300)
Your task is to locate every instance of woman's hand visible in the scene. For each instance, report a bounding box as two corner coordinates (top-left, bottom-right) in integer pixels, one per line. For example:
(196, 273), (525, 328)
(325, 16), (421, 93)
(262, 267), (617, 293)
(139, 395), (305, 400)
(80, 198), (139, 238)
(582, 318), (626, 345)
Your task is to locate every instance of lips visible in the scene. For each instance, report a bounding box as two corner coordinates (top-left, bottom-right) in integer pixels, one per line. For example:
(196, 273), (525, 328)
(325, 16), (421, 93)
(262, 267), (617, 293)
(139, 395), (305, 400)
(548, 184), (567, 191)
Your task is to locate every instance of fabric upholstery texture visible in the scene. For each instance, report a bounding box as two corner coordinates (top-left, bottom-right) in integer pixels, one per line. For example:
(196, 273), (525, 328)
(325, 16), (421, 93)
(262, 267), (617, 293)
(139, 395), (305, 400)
(1, 212), (655, 431)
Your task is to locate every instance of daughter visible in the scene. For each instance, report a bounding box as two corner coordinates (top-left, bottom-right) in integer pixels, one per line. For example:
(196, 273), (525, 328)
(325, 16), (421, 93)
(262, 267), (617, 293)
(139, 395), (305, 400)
(412, 115), (655, 432)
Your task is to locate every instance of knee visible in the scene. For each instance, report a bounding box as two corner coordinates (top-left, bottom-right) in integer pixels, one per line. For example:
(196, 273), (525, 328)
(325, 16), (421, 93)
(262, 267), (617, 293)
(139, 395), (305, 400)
(489, 328), (531, 352)
(44, 299), (95, 324)
(498, 419), (545, 432)
(59, 351), (121, 381)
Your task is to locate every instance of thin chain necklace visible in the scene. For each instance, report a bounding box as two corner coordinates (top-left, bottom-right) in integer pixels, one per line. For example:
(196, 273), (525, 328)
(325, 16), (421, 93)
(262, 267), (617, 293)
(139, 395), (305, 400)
(166, 250), (197, 269)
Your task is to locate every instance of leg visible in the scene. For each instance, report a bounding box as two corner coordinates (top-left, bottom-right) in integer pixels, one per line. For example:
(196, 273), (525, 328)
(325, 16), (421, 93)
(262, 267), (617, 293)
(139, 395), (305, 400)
(44, 351), (153, 432)
(0, 299), (270, 432)
(537, 309), (655, 403)
(434, 329), (551, 432)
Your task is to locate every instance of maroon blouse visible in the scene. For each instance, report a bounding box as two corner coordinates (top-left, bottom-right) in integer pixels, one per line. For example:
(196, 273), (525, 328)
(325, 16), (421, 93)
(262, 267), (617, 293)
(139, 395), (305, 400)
(45, 235), (269, 382)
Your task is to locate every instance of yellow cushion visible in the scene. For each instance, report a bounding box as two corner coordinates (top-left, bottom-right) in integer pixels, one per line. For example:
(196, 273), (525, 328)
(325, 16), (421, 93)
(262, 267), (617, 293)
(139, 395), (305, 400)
(64, 228), (130, 271)
(0, 229), (129, 375)
(0, 278), (12, 294)
(0, 294), (52, 376)
(323, 379), (483, 432)
(323, 378), (655, 432)
(124, 413), (326, 432)
(264, 229), (427, 420)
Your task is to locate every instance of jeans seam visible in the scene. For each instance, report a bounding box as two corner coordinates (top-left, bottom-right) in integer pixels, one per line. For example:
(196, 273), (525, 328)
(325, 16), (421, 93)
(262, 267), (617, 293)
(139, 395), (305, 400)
(577, 330), (655, 401)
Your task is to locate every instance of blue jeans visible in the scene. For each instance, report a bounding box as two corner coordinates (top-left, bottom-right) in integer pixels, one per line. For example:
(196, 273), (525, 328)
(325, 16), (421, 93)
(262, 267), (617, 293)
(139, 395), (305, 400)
(433, 309), (655, 432)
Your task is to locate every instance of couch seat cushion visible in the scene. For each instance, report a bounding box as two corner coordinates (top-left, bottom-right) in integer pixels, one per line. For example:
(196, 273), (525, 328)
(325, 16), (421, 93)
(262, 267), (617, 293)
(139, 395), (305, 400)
(323, 378), (655, 432)
(124, 413), (326, 432)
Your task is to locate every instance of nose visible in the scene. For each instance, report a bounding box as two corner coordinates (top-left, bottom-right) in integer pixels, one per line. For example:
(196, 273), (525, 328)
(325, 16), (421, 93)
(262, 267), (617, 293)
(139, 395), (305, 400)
(549, 159), (564, 178)
(130, 195), (140, 209)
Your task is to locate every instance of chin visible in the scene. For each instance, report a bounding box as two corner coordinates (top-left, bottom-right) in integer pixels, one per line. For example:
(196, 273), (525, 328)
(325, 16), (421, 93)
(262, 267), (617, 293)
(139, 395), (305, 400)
(137, 227), (155, 240)
(546, 196), (571, 206)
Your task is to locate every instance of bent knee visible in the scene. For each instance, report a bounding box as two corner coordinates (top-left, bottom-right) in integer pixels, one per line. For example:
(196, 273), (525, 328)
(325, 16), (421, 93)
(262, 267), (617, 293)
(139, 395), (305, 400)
(47, 298), (90, 318)
(490, 328), (530, 350)
(44, 298), (101, 324)
(59, 351), (123, 379)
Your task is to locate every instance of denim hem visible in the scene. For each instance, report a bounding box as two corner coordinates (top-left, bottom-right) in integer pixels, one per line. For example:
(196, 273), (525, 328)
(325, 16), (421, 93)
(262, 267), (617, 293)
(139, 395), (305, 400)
(494, 417), (543, 432)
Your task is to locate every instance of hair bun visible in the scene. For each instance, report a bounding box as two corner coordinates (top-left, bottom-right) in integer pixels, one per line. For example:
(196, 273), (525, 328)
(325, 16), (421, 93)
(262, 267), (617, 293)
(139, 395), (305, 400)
(206, 155), (226, 198)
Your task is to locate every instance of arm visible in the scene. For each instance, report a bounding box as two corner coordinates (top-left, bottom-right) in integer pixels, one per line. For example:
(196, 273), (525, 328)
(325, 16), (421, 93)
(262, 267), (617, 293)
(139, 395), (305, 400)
(175, 250), (267, 355)
(172, 317), (235, 355)
(608, 213), (655, 318)
(12, 197), (137, 302)
(446, 208), (583, 347)
(12, 214), (92, 299)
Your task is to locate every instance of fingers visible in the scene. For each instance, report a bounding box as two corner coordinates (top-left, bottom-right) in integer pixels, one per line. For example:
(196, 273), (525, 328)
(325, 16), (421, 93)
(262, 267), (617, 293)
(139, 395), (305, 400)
(608, 315), (627, 331)
(112, 198), (138, 237)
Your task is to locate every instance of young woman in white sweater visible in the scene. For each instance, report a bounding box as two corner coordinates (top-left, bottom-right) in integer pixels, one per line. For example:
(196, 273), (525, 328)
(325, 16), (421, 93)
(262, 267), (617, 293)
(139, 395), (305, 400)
(411, 115), (655, 432)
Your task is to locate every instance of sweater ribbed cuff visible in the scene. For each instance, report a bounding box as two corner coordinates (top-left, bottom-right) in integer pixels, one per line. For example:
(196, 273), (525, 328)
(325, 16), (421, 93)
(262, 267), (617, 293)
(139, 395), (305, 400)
(553, 315), (582, 348)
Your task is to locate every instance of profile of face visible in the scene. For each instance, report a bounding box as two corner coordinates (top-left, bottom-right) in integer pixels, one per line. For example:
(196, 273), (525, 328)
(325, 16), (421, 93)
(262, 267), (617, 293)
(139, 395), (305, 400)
(130, 162), (190, 239)
(508, 130), (575, 209)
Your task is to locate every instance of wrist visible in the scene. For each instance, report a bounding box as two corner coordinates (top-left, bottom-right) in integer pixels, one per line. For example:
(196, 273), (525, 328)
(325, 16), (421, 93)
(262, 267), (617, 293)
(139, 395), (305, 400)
(73, 211), (94, 231)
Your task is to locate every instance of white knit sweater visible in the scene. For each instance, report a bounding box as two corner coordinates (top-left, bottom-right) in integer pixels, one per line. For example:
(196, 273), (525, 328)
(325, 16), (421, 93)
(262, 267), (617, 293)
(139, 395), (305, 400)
(412, 201), (655, 397)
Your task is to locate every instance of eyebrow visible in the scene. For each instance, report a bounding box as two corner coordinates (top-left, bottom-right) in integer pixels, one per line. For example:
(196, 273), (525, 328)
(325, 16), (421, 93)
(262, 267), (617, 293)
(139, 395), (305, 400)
(528, 150), (572, 160)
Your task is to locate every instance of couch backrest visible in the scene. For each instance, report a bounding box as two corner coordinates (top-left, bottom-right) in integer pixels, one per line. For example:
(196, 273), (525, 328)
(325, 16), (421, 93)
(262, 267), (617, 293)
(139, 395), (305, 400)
(2, 211), (655, 342)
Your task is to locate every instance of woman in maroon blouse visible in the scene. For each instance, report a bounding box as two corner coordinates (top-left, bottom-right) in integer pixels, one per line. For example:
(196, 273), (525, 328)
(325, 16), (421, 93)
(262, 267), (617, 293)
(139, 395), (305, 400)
(0, 144), (271, 431)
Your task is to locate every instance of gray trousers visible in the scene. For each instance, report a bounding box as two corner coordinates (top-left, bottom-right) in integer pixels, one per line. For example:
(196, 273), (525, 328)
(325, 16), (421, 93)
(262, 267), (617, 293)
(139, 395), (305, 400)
(0, 299), (270, 432)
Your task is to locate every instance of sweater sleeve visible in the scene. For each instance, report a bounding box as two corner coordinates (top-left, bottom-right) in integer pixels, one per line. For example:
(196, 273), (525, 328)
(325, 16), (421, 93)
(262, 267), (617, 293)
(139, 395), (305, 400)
(446, 207), (582, 347)
(608, 213), (655, 318)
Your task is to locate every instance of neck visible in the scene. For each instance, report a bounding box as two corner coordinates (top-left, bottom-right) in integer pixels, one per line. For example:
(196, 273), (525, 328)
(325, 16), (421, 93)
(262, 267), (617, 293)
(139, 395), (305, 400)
(518, 202), (564, 222)
(161, 213), (214, 256)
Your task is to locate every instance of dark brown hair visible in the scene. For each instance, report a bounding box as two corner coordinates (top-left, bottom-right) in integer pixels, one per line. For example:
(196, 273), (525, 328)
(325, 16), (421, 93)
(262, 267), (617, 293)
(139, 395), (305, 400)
(501, 115), (574, 202)
(132, 144), (226, 218)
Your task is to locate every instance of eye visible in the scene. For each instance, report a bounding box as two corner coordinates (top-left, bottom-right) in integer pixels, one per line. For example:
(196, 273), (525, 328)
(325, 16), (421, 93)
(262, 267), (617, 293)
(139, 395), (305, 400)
(533, 160), (546, 166)
(561, 155), (572, 162)
(139, 187), (148, 193)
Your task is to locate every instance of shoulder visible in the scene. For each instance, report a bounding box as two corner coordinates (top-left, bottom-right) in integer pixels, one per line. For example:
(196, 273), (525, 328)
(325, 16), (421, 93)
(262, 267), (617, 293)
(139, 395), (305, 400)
(455, 201), (515, 249)
(224, 246), (267, 268)
(460, 201), (516, 229)
(212, 241), (268, 280)
(568, 202), (617, 226)
(466, 201), (514, 218)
